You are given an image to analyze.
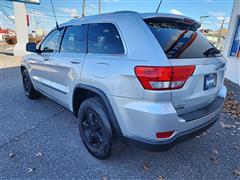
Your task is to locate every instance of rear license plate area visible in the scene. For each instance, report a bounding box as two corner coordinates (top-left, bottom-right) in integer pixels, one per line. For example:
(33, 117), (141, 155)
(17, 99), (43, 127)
(204, 73), (217, 90)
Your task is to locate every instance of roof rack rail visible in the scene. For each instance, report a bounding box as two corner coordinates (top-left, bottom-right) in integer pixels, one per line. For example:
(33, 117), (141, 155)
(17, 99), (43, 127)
(113, 11), (138, 14)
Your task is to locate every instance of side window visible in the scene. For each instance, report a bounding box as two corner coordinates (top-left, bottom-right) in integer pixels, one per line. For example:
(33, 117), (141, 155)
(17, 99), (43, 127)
(60, 25), (87, 53)
(40, 29), (63, 53)
(88, 23), (124, 54)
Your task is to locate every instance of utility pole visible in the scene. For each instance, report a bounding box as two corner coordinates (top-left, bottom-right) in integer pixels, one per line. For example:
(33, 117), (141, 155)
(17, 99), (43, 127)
(13, 2), (29, 56)
(82, 0), (86, 17)
(217, 18), (225, 49)
(199, 15), (209, 29)
(99, 0), (101, 14)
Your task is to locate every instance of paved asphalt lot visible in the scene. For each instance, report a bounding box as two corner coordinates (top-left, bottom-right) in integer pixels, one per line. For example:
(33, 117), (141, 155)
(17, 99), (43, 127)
(0, 54), (240, 179)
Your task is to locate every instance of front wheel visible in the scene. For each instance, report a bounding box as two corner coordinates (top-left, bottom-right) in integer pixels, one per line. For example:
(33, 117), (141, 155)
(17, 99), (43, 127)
(22, 68), (40, 99)
(78, 97), (114, 159)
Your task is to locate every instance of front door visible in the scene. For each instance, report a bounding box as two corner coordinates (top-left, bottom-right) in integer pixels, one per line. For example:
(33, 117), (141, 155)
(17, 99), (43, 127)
(29, 28), (64, 96)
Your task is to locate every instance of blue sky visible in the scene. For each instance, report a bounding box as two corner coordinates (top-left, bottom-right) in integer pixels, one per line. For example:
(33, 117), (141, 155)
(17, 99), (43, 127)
(1, 0), (234, 33)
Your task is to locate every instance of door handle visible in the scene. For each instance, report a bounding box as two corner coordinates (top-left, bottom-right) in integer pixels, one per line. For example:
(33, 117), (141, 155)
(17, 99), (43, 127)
(70, 60), (81, 64)
(44, 58), (50, 61)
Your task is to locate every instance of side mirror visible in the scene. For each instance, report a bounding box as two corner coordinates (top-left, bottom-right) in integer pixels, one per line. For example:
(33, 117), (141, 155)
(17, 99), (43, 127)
(26, 43), (37, 53)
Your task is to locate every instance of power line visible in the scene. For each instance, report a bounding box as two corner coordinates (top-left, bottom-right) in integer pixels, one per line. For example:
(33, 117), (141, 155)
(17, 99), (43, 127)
(28, 10), (73, 18)
(26, 5), (53, 12)
(1, 5), (14, 9)
(1, 5), (73, 18)
(1, 4), (61, 17)
(0, 7), (14, 23)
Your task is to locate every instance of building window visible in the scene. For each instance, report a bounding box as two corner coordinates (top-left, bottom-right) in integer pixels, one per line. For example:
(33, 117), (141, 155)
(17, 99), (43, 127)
(230, 17), (240, 59)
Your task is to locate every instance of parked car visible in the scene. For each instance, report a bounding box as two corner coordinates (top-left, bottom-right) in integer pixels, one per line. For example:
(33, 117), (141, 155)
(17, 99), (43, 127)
(21, 11), (227, 159)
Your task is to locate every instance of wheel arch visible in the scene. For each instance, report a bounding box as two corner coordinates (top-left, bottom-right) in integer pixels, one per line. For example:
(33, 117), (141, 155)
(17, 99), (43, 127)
(20, 65), (27, 74)
(72, 84), (123, 138)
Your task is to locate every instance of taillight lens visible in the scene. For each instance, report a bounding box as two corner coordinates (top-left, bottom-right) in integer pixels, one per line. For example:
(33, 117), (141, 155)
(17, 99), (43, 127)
(156, 131), (175, 139)
(134, 66), (195, 90)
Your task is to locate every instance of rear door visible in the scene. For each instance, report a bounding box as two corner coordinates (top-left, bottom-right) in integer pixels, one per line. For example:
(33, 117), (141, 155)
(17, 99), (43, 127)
(46, 24), (87, 109)
(145, 18), (226, 114)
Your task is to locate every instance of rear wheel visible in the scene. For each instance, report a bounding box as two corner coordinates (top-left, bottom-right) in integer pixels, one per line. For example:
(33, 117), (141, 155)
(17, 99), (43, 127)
(78, 97), (114, 159)
(22, 68), (40, 99)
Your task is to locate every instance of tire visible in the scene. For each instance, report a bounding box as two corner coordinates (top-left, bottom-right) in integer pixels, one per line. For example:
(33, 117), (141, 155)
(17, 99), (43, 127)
(22, 68), (40, 99)
(78, 97), (115, 159)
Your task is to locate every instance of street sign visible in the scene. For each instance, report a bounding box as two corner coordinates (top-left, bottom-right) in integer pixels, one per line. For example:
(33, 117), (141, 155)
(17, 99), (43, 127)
(6, 0), (40, 5)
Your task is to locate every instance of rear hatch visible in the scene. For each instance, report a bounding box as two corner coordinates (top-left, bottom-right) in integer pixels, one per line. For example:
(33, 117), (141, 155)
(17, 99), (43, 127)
(144, 15), (226, 115)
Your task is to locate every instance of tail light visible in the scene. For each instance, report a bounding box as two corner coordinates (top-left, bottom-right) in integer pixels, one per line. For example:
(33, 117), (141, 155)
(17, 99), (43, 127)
(134, 66), (195, 90)
(156, 131), (175, 139)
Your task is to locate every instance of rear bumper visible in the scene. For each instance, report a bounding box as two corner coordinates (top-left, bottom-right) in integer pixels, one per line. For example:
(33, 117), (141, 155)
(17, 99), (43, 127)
(124, 95), (224, 151)
(124, 114), (219, 151)
(112, 85), (226, 150)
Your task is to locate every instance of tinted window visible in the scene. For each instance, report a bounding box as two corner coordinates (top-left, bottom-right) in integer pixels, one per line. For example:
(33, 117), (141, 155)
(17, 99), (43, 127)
(230, 18), (240, 58)
(40, 29), (63, 53)
(88, 23), (124, 54)
(145, 19), (221, 59)
(60, 25), (87, 53)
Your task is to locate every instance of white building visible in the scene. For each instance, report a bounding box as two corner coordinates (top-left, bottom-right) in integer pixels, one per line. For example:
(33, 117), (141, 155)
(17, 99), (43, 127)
(223, 0), (240, 85)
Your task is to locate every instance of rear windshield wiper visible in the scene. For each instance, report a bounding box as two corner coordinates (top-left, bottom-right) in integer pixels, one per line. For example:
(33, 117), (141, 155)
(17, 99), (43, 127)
(203, 47), (221, 57)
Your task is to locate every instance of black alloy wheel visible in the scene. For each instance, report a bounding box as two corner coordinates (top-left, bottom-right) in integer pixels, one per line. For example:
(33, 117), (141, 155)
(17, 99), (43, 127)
(78, 97), (114, 159)
(22, 68), (40, 99)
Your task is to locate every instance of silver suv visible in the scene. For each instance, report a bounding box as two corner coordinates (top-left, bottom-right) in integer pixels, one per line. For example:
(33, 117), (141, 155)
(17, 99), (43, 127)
(21, 12), (227, 159)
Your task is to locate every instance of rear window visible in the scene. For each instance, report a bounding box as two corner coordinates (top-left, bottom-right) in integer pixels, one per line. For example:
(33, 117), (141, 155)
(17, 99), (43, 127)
(145, 19), (221, 59)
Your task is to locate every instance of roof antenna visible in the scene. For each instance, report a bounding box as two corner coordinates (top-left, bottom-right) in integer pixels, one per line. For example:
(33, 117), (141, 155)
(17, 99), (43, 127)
(50, 0), (59, 29)
(156, 0), (163, 13)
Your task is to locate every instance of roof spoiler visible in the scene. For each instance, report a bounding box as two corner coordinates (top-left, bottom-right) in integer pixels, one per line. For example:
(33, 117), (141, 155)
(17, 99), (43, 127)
(143, 15), (201, 29)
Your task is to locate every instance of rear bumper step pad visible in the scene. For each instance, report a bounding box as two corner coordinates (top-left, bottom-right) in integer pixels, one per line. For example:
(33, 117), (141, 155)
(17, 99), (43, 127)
(179, 96), (224, 122)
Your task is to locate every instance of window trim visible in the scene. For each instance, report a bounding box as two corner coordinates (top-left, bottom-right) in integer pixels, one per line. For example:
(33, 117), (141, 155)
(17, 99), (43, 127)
(229, 16), (240, 59)
(42, 22), (127, 56)
(86, 22), (127, 56)
(58, 27), (66, 53)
